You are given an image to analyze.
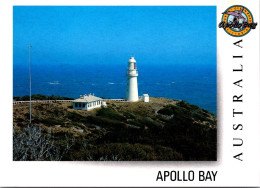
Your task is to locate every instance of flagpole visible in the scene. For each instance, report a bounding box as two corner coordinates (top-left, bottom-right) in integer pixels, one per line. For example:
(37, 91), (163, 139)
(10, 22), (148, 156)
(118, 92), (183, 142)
(29, 44), (32, 124)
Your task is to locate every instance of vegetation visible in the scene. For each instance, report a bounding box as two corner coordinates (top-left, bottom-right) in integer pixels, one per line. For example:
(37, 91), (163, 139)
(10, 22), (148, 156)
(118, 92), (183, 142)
(13, 94), (74, 101)
(13, 125), (74, 161)
(13, 97), (217, 161)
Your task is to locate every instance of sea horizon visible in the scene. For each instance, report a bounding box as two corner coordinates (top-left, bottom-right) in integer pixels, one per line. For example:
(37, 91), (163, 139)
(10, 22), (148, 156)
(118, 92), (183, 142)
(13, 6), (216, 114)
(13, 62), (216, 114)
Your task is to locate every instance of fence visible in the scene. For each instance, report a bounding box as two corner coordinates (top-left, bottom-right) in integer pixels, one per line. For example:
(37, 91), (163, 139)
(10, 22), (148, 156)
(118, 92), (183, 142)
(13, 100), (74, 105)
(13, 99), (127, 105)
(104, 99), (126, 102)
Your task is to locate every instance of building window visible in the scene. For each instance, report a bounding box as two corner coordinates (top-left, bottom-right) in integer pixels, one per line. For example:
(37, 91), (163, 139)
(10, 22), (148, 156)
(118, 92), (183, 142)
(83, 103), (85, 108)
(79, 103), (81, 107)
(75, 103), (78, 107)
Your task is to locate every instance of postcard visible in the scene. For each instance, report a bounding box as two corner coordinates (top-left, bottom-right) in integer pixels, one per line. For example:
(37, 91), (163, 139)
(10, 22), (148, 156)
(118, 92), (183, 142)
(0, 0), (259, 187)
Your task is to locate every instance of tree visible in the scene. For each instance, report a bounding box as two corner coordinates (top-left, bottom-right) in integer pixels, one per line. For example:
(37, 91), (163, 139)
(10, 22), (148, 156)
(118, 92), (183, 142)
(13, 125), (73, 161)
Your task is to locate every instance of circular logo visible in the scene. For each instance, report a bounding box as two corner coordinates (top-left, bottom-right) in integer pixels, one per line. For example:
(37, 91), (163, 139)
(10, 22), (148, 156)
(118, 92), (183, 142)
(220, 5), (256, 37)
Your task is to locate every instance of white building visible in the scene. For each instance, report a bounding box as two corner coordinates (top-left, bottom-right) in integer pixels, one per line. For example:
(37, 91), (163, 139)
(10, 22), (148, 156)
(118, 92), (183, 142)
(126, 57), (139, 102)
(73, 94), (106, 110)
(142, 94), (149, 103)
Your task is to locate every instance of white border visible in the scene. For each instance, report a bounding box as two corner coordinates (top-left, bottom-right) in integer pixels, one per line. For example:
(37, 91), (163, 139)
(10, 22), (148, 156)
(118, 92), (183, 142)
(0, 0), (259, 186)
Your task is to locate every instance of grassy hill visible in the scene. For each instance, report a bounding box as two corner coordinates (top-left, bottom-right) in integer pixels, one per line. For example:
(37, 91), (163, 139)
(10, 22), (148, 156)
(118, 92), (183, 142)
(13, 97), (217, 161)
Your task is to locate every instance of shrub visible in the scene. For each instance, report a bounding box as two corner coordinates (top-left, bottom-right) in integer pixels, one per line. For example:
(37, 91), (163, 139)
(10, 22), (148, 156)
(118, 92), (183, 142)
(39, 118), (65, 126)
(158, 105), (174, 116)
(21, 95), (30, 101)
(84, 143), (183, 161)
(122, 112), (136, 119)
(13, 94), (74, 101)
(97, 108), (126, 122)
(87, 116), (126, 129)
(13, 96), (22, 101)
(67, 112), (86, 123)
(13, 125), (72, 161)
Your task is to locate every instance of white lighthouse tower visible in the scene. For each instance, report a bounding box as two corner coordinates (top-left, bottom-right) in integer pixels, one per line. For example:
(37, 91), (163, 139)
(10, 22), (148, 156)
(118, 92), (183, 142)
(126, 57), (139, 102)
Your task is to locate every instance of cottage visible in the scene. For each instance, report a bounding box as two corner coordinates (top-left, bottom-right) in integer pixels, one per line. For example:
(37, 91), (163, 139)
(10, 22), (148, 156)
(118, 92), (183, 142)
(73, 94), (105, 110)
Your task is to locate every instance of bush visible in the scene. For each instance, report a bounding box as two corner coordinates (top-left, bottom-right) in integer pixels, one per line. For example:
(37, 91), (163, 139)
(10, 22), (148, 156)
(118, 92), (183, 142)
(39, 117), (65, 126)
(158, 105), (174, 116)
(21, 95), (30, 101)
(13, 96), (22, 101)
(97, 108), (126, 122)
(13, 125), (71, 161)
(86, 116), (126, 129)
(84, 143), (183, 161)
(67, 112), (86, 123)
(13, 94), (74, 101)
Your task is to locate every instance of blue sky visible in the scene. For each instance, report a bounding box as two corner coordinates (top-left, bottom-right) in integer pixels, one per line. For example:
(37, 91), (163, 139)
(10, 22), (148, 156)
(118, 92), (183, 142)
(13, 6), (216, 66)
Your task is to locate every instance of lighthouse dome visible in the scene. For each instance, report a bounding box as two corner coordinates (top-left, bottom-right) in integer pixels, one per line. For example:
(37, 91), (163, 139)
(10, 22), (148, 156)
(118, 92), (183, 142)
(128, 57), (136, 63)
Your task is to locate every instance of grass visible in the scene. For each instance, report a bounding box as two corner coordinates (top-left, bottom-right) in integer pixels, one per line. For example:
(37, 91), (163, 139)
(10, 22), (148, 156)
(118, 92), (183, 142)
(13, 97), (217, 161)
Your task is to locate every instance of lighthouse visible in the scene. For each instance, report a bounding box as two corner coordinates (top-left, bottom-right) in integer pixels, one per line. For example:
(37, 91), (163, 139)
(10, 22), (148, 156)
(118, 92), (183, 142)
(126, 57), (139, 102)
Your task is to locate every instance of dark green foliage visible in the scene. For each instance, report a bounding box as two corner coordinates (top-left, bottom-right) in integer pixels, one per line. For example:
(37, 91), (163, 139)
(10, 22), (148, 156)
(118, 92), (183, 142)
(13, 98), (217, 161)
(70, 143), (183, 161)
(97, 108), (126, 122)
(153, 101), (217, 160)
(87, 116), (126, 129)
(16, 118), (24, 122)
(176, 101), (214, 123)
(158, 105), (174, 115)
(127, 119), (145, 129)
(122, 111), (136, 119)
(67, 112), (87, 123)
(21, 95), (30, 101)
(13, 94), (74, 101)
(24, 113), (30, 119)
(13, 96), (22, 101)
(140, 117), (162, 128)
(38, 117), (65, 126)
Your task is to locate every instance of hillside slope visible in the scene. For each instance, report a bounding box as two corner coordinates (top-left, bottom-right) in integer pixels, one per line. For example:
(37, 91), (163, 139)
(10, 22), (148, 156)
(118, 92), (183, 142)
(13, 97), (217, 161)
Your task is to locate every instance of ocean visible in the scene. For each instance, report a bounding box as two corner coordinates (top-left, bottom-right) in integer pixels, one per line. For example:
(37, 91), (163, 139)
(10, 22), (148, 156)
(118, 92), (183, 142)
(13, 63), (217, 114)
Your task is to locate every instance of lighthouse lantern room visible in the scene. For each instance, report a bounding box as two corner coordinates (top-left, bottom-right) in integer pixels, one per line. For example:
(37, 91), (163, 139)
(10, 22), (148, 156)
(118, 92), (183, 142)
(126, 57), (139, 102)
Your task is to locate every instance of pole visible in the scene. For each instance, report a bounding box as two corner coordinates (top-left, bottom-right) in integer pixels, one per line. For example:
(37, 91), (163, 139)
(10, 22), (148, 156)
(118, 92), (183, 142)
(29, 44), (32, 124)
